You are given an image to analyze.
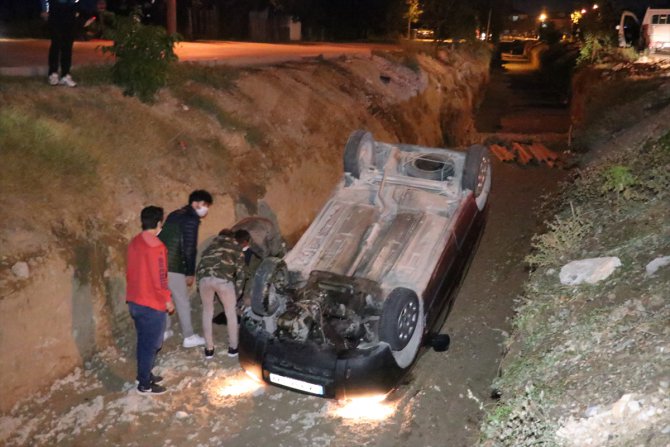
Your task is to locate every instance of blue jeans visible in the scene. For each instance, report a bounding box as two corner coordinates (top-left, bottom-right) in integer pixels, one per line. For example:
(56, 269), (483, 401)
(128, 302), (166, 389)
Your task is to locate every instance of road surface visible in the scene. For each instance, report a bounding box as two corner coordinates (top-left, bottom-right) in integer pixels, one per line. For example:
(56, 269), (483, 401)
(0, 38), (398, 76)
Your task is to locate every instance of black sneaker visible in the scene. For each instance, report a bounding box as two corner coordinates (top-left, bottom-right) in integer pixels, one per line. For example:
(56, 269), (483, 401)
(204, 348), (214, 359)
(227, 347), (239, 358)
(135, 374), (164, 385)
(137, 383), (167, 395)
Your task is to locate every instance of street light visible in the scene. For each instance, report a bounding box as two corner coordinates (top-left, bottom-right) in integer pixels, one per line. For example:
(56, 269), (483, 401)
(571, 10), (583, 24)
(539, 12), (547, 22)
(592, 4), (599, 9)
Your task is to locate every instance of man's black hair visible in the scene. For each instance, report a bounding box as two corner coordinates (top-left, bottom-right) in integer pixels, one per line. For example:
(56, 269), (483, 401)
(234, 229), (251, 244)
(189, 189), (213, 205)
(141, 206), (164, 230)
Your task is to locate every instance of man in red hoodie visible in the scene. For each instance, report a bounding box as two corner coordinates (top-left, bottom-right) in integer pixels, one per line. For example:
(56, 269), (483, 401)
(126, 206), (175, 395)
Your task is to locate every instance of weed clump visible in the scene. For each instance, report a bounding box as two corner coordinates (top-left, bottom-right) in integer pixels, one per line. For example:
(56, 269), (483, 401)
(484, 385), (558, 447)
(525, 205), (593, 268)
(102, 11), (179, 102)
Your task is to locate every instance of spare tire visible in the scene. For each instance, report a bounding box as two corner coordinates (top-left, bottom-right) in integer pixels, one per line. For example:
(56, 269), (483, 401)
(251, 257), (288, 316)
(462, 145), (491, 211)
(343, 130), (375, 179)
(406, 153), (456, 181)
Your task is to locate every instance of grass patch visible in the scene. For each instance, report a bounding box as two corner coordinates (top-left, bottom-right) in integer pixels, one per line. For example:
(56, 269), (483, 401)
(482, 385), (558, 447)
(525, 205), (594, 268)
(0, 107), (98, 194)
(71, 64), (114, 86)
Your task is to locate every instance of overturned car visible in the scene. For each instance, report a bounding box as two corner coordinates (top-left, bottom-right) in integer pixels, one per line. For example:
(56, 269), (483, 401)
(239, 130), (491, 399)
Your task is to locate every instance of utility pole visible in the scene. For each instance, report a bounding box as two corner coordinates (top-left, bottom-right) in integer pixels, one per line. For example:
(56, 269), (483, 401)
(485, 7), (492, 41)
(167, 0), (177, 35)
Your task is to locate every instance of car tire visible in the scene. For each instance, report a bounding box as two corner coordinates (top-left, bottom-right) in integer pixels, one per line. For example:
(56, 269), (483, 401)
(343, 130), (375, 179)
(251, 257), (288, 316)
(462, 144), (492, 211)
(379, 288), (424, 368)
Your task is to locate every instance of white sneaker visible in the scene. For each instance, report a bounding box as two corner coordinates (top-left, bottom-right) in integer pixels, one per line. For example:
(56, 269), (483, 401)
(59, 74), (77, 88)
(183, 334), (206, 348)
(48, 73), (59, 86)
(163, 329), (174, 341)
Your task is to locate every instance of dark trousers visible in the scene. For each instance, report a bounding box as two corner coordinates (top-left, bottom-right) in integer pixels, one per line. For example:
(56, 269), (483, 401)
(128, 302), (166, 389)
(48, 4), (77, 75)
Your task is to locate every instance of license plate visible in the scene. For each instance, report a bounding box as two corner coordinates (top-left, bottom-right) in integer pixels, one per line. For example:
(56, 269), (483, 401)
(268, 373), (324, 395)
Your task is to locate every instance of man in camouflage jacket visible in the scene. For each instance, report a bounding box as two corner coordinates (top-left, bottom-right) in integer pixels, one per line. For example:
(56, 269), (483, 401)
(196, 229), (251, 358)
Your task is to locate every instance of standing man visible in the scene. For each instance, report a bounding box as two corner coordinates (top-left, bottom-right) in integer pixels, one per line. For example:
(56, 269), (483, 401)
(126, 206), (174, 395)
(196, 229), (251, 359)
(41, 0), (79, 87)
(159, 190), (212, 348)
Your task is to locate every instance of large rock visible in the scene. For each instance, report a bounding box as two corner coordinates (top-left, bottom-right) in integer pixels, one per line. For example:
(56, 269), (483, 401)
(559, 257), (622, 285)
(645, 255), (670, 276)
(11, 261), (29, 279)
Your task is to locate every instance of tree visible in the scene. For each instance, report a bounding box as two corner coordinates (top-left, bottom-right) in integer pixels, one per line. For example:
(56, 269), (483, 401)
(422, 0), (477, 40)
(404, 0), (422, 38)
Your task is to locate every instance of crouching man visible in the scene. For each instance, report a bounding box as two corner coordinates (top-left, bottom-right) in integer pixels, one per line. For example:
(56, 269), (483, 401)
(126, 206), (175, 395)
(196, 229), (251, 359)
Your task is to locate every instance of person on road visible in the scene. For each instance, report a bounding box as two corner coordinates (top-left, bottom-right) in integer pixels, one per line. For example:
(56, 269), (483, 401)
(41, 0), (79, 87)
(159, 190), (212, 349)
(126, 206), (174, 395)
(196, 229), (252, 359)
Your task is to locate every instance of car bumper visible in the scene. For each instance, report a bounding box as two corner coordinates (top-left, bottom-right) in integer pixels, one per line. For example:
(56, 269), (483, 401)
(239, 321), (406, 400)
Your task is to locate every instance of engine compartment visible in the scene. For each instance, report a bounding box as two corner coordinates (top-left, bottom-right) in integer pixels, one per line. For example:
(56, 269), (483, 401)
(253, 271), (384, 352)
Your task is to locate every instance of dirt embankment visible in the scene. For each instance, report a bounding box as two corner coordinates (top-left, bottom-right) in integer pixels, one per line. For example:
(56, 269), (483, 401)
(0, 47), (490, 412)
(478, 63), (670, 446)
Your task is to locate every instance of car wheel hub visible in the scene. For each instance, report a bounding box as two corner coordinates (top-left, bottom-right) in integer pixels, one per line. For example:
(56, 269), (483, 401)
(397, 301), (418, 342)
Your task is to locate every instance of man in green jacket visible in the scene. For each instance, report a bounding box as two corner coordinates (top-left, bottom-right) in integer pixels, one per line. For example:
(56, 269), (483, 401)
(196, 229), (252, 359)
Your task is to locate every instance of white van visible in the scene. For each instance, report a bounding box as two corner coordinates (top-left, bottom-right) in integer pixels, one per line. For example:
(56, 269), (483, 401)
(642, 8), (670, 52)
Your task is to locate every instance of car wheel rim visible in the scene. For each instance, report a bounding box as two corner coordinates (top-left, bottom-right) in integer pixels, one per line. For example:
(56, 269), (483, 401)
(397, 300), (418, 343)
(475, 157), (490, 196)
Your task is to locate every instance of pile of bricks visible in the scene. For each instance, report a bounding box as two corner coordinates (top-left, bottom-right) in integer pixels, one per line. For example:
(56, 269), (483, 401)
(489, 142), (561, 167)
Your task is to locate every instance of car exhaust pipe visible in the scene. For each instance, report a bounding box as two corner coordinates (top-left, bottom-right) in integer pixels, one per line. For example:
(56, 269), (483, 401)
(424, 333), (451, 352)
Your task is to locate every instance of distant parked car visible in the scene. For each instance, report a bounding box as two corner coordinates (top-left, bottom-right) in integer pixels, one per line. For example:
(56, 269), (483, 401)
(619, 8), (670, 52)
(415, 28), (435, 40)
(642, 8), (670, 52)
(239, 130), (491, 399)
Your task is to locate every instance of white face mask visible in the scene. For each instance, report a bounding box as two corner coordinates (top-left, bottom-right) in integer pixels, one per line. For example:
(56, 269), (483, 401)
(195, 206), (209, 217)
